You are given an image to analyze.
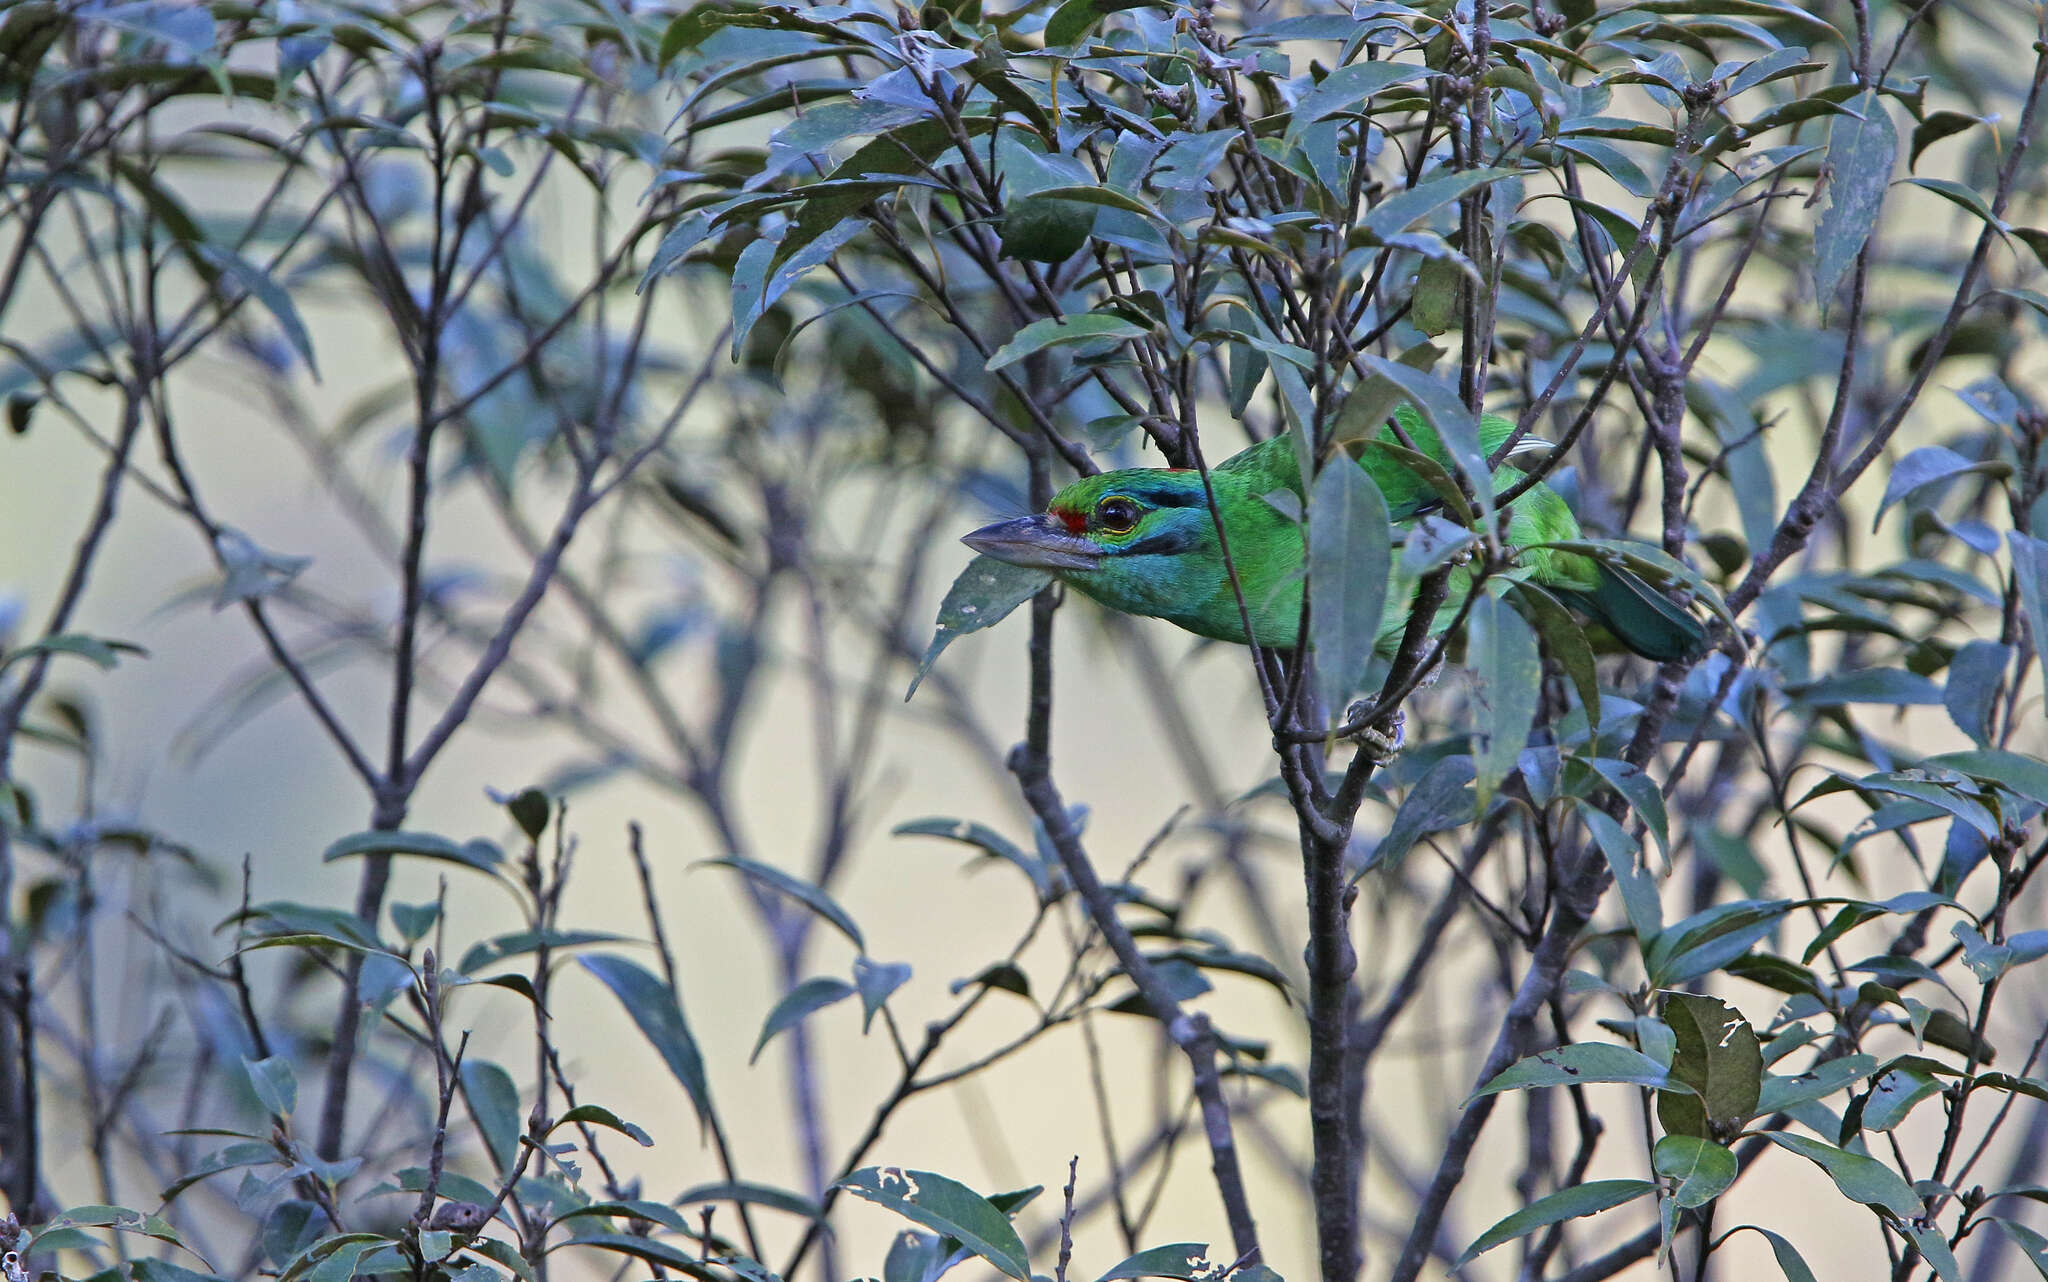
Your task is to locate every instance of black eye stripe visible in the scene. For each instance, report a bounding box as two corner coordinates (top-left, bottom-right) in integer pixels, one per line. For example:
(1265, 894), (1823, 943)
(1120, 530), (1190, 556)
(1122, 485), (1203, 508)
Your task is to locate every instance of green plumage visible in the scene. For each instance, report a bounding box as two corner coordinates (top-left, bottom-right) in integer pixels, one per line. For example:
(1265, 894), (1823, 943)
(962, 407), (1705, 664)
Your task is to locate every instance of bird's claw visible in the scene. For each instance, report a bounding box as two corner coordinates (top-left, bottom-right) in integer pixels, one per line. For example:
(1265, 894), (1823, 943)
(1340, 700), (1406, 763)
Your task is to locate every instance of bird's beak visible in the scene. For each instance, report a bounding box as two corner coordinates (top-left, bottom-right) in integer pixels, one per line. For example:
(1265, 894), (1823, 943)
(962, 514), (1103, 571)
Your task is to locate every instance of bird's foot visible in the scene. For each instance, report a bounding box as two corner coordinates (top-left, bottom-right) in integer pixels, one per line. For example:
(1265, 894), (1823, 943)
(1341, 700), (1406, 763)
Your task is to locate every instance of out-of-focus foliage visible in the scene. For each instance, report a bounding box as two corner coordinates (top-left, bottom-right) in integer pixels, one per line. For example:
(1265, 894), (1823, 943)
(2, 2), (2046, 1282)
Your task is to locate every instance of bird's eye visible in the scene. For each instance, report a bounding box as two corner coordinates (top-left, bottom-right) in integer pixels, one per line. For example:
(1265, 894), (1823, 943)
(1095, 497), (1141, 534)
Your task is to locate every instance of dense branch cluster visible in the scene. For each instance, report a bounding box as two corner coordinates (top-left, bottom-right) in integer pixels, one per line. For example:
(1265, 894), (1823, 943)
(1, 3), (2045, 1282)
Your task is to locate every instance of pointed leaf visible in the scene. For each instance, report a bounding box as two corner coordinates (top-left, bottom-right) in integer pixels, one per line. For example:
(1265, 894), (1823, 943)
(1308, 456), (1391, 713)
(700, 856), (864, 954)
(1469, 593), (1540, 809)
(838, 1168), (1030, 1281)
(1094, 1245), (1213, 1282)
(1766, 1133), (1918, 1219)
(1475, 1042), (1684, 1097)
(579, 955), (712, 1130)
(906, 557), (1053, 701)
(986, 313), (1149, 371)
(1456, 1180), (1657, 1265)
(1814, 91), (1897, 316)
(1653, 1135), (1738, 1208)
(751, 977), (855, 1063)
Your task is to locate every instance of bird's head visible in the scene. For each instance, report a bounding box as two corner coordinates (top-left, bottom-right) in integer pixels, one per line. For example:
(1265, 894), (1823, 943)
(961, 468), (1226, 616)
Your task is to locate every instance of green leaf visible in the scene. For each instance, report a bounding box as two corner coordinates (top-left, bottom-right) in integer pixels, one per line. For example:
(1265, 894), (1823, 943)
(772, 117), (996, 274)
(1352, 355), (1492, 513)
(1860, 1065), (1943, 1132)
(1291, 62), (1430, 132)
(194, 244), (320, 379)
(1944, 641), (2012, 746)
(563, 1233), (716, 1276)
(1327, 340), (1441, 457)
(1765, 1133), (1918, 1219)
(1026, 184), (1169, 222)
(459, 1060), (522, 1176)
(1409, 255), (1464, 336)
(639, 211), (716, 292)
(0, 633), (147, 674)
(676, 1181), (825, 1219)
(553, 1199), (691, 1235)
(1501, 589), (1592, 715)
(999, 195), (1095, 263)
(1467, 593), (1540, 811)
(1908, 1225), (1964, 1282)
(1094, 1245), (1213, 1282)
(1874, 446), (2007, 530)
(986, 312), (1149, 372)
(1455, 1180), (1657, 1265)
(502, 788), (550, 841)
(1793, 669), (1943, 707)
(838, 1168), (1031, 1281)
(1308, 455), (1391, 714)
(243, 1056), (296, 1119)
(1474, 1042), (1683, 1097)
(1814, 90), (1897, 318)
(1658, 992), (1762, 1139)
(751, 977), (855, 1063)
(323, 829), (504, 874)
(1909, 110), (1982, 171)
(579, 955), (712, 1130)
(906, 556), (1053, 701)
(457, 929), (627, 975)
(466, 1237), (535, 1282)
(131, 1260), (228, 1282)
(1720, 1226), (1820, 1282)
(1992, 1217), (2048, 1279)
(1926, 747), (2048, 809)
(213, 527), (311, 609)
(2009, 534), (2048, 694)
(1362, 754), (1475, 875)
(1757, 1056), (1878, 1114)
(1653, 1135), (1738, 1208)
(554, 1104), (653, 1147)
(1360, 168), (1518, 244)
(852, 957), (911, 1032)
(1042, 0), (1168, 46)
(699, 856), (865, 954)
(1903, 176), (2007, 229)
(892, 816), (1053, 901)
(1583, 802), (1660, 942)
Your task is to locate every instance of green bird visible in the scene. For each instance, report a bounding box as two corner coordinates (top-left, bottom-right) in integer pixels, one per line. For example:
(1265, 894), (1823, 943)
(961, 407), (1706, 663)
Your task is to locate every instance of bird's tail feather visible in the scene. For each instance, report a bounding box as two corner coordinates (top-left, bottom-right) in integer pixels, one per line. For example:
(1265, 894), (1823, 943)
(1559, 563), (1707, 663)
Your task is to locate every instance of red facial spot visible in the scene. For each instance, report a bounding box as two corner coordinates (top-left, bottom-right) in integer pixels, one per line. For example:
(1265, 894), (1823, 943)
(1051, 506), (1086, 535)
